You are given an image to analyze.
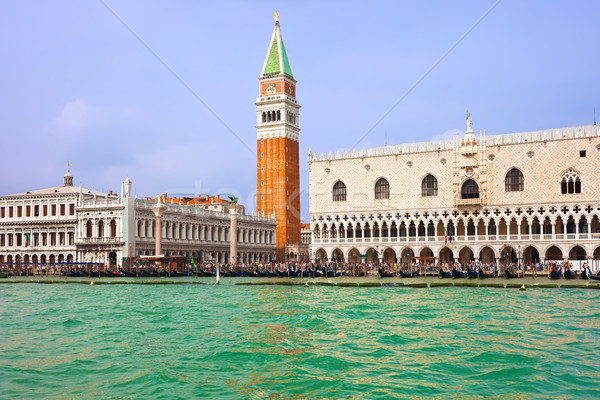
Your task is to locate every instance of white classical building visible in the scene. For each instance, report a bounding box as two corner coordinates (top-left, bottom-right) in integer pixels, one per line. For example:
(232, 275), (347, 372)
(0, 172), (277, 266)
(0, 171), (111, 265)
(309, 117), (600, 268)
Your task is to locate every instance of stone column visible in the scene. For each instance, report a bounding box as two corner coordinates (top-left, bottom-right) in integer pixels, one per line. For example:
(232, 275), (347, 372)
(151, 202), (167, 260)
(229, 205), (240, 266)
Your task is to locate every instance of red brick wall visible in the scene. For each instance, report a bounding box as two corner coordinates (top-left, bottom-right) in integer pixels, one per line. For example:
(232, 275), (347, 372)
(257, 137), (301, 260)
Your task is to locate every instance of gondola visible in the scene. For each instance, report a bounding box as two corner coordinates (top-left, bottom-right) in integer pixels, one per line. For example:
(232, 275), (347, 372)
(399, 270), (420, 278)
(378, 268), (397, 278)
(504, 270), (519, 279)
(62, 269), (86, 277)
(478, 270), (495, 279)
(588, 272), (600, 281)
(452, 269), (466, 279)
(324, 269), (337, 278)
(580, 269), (589, 280)
(466, 268), (479, 279)
(549, 269), (562, 280)
(563, 269), (577, 280)
(312, 269), (324, 277)
(256, 270), (269, 277)
(225, 270), (243, 277)
(201, 270), (216, 277)
(439, 269), (452, 279)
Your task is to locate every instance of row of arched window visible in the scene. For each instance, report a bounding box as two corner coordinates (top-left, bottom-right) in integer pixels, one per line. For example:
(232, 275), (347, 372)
(86, 219), (117, 238)
(262, 110), (281, 122)
(261, 110), (297, 124)
(504, 167), (582, 194)
(332, 168), (583, 201)
(333, 176), (438, 202)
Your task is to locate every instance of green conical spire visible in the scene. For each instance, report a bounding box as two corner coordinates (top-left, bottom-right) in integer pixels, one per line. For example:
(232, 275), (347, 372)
(261, 20), (294, 78)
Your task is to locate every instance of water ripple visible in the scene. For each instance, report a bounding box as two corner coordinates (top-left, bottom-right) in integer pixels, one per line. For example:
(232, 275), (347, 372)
(1, 284), (599, 399)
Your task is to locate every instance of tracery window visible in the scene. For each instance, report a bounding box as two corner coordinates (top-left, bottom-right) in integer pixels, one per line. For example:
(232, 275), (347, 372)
(421, 174), (438, 196)
(561, 169), (581, 194)
(461, 179), (479, 199)
(505, 168), (524, 192)
(332, 181), (346, 202)
(375, 178), (390, 199)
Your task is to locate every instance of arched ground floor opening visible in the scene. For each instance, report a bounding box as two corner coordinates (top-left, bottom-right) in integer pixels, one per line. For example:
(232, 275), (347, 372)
(500, 246), (517, 265)
(383, 248), (397, 264)
(458, 247), (474, 265)
(331, 248), (344, 263)
(438, 247), (454, 265)
(479, 246), (495, 264)
(347, 248), (361, 264)
(315, 248), (327, 262)
(523, 246), (540, 265)
(545, 245), (563, 261)
(400, 248), (415, 266)
(366, 248), (378, 264)
(569, 245), (586, 261)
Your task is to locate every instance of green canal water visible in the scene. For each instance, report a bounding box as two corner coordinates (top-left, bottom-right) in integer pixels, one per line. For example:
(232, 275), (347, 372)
(1, 279), (599, 399)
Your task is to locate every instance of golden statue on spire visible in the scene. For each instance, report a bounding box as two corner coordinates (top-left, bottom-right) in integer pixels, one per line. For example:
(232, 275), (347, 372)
(274, 12), (279, 22)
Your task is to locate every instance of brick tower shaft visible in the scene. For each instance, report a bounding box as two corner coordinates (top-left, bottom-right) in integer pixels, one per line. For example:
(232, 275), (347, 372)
(256, 15), (301, 261)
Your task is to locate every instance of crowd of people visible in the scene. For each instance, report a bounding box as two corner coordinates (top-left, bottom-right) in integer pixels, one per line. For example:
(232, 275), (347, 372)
(1, 259), (597, 277)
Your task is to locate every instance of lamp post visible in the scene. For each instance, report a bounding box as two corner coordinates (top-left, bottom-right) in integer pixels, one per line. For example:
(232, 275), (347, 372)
(518, 245), (522, 277)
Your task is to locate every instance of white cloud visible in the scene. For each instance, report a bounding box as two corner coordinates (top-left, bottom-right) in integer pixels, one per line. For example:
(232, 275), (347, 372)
(50, 99), (96, 137)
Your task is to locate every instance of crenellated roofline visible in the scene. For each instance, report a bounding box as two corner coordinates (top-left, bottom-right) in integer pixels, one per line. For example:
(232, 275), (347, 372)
(308, 124), (600, 163)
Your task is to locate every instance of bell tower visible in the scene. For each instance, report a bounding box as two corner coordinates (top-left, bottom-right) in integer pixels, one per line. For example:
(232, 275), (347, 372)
(256, 14), (301, 261)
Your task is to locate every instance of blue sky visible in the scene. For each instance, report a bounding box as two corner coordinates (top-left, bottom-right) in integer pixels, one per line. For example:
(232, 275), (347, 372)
(1, 1), (599, 221)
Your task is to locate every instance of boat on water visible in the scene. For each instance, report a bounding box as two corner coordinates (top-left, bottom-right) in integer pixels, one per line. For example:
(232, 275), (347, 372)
(452, 269), (466, 279)
(588, 272), (600, 281)
(399, 270), (420, 278)
(563, 269), (578, 279)
(438, 269), (452, 279)
(61, 269), (86, 277)
(549, 269), (562, 280)
(466, 268), (479, 279)
(504, 270), (519, 279)
(479, 270), (495, 279)
(378, 268), (397, 278)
